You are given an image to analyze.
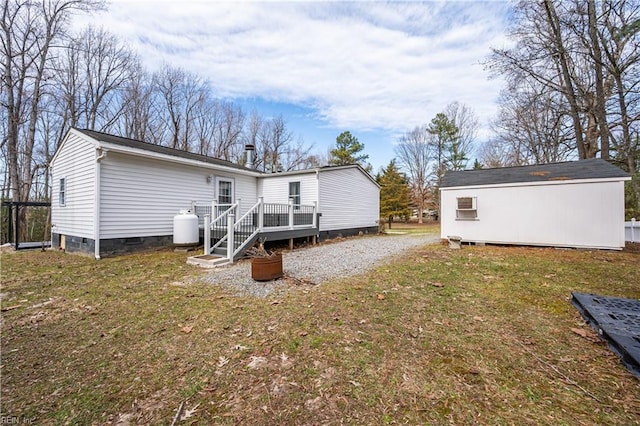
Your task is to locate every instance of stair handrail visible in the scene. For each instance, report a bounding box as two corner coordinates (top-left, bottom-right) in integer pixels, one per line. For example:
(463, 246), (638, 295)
(210, 203), (237, 229)
(231, 199), (263, 259)
(233, 199), (261, 229)
(203, 202), (238, 255)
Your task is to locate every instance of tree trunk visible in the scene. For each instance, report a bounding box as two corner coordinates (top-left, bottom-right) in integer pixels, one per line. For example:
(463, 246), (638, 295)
(543, 0), (590, 158)
(587, 0), (610, 159)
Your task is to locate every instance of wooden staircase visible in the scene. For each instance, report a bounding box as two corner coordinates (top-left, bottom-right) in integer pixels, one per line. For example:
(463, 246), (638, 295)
(187, 198), (318, 268)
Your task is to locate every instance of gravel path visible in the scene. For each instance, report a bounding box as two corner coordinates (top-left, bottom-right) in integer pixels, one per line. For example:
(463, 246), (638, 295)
(198, 233), (441, 297)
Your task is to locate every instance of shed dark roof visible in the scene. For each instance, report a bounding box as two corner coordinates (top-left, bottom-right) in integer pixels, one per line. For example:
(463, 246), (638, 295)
(75, 128), (250, 171)
(440, 159), (629, 188)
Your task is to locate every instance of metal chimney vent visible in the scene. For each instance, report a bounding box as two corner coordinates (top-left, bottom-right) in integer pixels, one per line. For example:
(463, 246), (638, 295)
(245, 144), (255, 169)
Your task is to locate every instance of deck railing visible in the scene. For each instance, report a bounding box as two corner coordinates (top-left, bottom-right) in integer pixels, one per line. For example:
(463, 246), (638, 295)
(194, 198), (317, 261)
(263, 199), (316, 229)
(202, 202), (237, 256)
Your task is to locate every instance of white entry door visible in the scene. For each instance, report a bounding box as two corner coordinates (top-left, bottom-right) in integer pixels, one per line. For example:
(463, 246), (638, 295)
(215, 177), (235, 221)
(212, 177), (235, 226)
(217, 178), (234, 205)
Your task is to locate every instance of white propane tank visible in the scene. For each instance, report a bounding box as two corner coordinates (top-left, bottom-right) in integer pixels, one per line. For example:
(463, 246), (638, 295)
(173, 210), (199, 246)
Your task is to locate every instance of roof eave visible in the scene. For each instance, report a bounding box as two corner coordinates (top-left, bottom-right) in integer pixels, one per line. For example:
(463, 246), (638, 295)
(440, 176), (631, 190)
(98, 141), (261, 177)
(258, 164), (380, 188)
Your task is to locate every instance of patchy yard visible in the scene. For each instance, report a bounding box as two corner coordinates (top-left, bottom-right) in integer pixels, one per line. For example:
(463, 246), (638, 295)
(1, 243), (639, 425)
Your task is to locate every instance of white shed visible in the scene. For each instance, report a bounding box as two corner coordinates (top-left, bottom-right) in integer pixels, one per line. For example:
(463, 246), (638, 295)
(50, 128), (380, 258)
(440, 159), (630, 250)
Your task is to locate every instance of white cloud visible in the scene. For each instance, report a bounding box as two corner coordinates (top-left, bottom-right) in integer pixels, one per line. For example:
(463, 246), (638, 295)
(74, 0), (512, 137)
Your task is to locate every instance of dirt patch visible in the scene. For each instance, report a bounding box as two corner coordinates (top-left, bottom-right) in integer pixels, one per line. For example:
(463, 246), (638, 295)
(624, 242), (640, 253)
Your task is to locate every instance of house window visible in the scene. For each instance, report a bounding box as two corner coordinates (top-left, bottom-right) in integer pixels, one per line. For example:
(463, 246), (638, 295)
(59, 178), (66, 206)
(289, 181), (301, 210)
(456, 196), (477, 220)
(217, 178), (233, 205)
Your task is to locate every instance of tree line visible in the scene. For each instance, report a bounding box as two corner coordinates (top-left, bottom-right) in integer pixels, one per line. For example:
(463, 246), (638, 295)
(1, 0), (322, 203)
(380, 0), (640, 222)
(3, 0), (640, 221)
(484, 0), (640, 218)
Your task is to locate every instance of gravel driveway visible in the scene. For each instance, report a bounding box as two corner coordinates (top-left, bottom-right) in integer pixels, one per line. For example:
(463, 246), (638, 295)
(198, 233), (441, 297)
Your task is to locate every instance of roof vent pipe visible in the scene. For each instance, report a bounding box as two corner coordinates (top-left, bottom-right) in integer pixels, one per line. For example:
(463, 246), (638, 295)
(245, 144), (255, 169)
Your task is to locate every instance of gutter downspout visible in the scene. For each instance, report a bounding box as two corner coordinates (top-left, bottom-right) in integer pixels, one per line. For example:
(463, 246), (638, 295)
(94, 148), (108, 259)
(315, 169), (321, 238)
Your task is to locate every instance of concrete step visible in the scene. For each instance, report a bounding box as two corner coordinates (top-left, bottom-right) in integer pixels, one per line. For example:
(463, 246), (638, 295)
(186, 254), (231, 268)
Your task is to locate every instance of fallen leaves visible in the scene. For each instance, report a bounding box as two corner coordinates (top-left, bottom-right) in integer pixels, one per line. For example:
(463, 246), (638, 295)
(180, 403), (199, 421)
(571, 327), (600, 342)
(233, 344), (250, 351)
(247, 356), (268, 369)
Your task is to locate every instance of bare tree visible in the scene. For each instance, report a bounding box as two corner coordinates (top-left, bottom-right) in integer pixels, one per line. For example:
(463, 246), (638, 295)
(153, 65), (181, 149)
(52, 25), (136, 140)
(444, 101), (478, 169)
(241, 109), (263, 167)
(211, 101), (244, 161)
(488, 0), (640, 162)
(490, 85), (574, 165)
(395, 126), (432, 223)
(75, 26), (134, 131)
(116, 63), (157, 142)
(280, 136), (316, 171)
(478, 138), (520, 168)
(257, 115), (294, 172)
(193, 96), (217, 156)
(1, 0), (103, 201)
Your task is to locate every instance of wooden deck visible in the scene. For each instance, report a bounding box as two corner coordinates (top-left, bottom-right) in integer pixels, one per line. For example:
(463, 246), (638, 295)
(188, 199), (319, 267)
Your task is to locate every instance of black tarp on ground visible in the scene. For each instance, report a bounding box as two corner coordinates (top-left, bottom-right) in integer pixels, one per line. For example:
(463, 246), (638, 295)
(572, 292), (640, 378)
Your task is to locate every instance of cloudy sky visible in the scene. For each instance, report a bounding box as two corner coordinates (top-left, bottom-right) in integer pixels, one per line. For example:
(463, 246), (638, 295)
(74, 0), (513, 171)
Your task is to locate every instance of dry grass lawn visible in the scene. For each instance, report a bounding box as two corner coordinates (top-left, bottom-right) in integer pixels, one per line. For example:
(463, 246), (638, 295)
(1, 239), (639, 425)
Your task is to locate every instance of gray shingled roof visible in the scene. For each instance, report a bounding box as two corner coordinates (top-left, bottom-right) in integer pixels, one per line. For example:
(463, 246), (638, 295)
(440, 159), (629, 188)
(76, 128), (251, 171)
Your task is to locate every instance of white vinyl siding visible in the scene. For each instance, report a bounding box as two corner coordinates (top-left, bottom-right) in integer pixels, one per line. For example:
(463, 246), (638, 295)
(50, 133), (96, 238)
(59, 178), (66, 206)
(100, 153), (257, 238)
(230, 173), (258, 213)
(318, 168), (379, 232)
(289, 181), (301, 208)
(441, 180), (626, 250)
(259, 172), (318, 205)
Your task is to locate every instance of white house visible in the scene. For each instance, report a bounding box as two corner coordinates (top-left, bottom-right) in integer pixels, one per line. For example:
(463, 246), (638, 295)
(440, 159), (630, 250)
(258, 166), (380, 241)
(50, 128), (380, 259)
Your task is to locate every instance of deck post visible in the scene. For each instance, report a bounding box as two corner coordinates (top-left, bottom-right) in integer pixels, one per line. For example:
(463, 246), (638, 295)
(258, 197), (264, 230)
(211, 200), (217, 219)
(288, 198), (294, 230)
(227, 213), (235, 263)
(312, 201), (317, 228)
(204, 214), (211, 255)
